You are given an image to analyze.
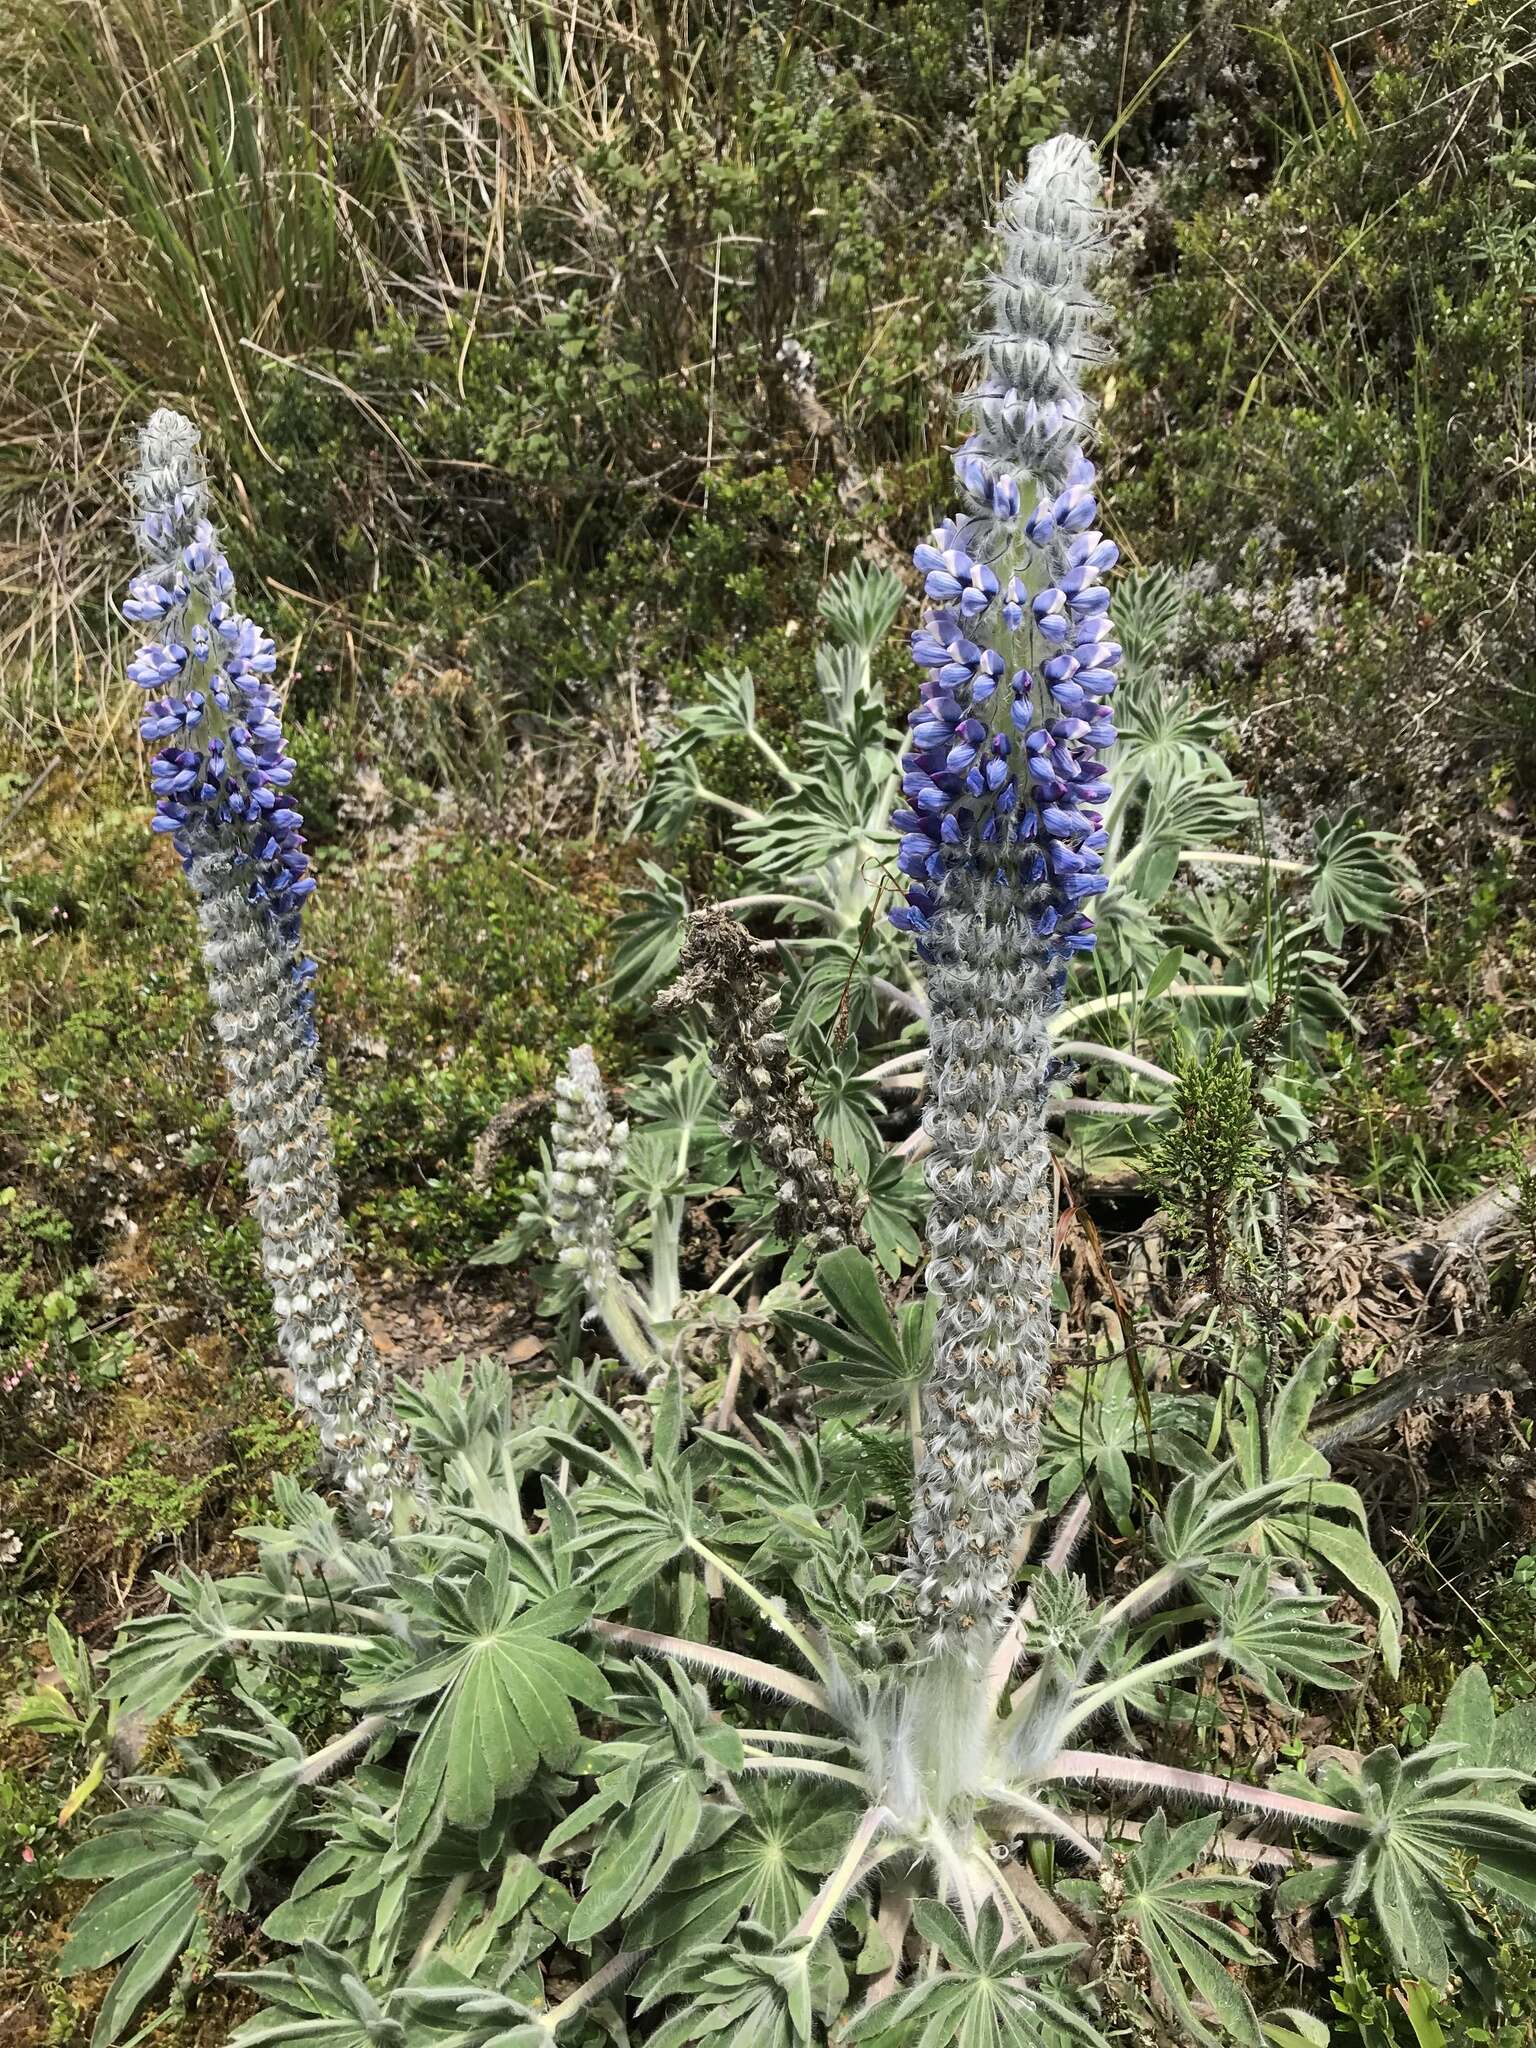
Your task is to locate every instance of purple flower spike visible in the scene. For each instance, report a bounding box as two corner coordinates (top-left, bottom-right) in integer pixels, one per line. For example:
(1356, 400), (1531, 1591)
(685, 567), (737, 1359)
(890, 403), (1118, 965)
(126, 418), (317, 1025)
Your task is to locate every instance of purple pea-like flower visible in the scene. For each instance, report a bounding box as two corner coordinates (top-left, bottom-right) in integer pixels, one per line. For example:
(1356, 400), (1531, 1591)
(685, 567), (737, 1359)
(888, 445), (1117, 964)
(123, 445), (318, 1024)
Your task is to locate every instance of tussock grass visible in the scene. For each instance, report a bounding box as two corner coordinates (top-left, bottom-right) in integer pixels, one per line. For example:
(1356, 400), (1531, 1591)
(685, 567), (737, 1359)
(0, 0), (715, 730)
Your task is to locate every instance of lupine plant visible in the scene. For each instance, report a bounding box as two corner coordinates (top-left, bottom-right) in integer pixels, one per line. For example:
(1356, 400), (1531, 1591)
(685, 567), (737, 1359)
(45, 142), (1536, 2048)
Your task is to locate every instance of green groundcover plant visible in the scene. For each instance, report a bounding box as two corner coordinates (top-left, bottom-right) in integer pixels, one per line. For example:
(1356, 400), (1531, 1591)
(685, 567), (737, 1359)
(31, 134), (1535, 2048)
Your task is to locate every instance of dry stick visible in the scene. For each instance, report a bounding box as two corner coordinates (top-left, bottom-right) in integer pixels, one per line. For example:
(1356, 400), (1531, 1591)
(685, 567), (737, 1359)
(410, 1871), (472, 1974)
(1000, 1861), (1094, 1961)
(713, 1290), (759, 1433)
(1309, 1313), (1536, 1453)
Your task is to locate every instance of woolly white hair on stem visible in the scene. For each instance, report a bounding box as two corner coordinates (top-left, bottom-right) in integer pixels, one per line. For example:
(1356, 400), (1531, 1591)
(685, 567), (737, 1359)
(550, 1045), (627, 1293)
(550, 1045), (663, 1378)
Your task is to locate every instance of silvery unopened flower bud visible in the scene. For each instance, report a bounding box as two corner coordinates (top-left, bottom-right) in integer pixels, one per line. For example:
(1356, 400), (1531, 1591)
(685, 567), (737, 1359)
(550, 1045), (625, 1290)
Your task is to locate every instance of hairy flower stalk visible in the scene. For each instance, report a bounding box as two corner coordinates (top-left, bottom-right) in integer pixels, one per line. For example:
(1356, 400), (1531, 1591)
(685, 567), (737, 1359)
(660, 909), (870, 1258)
(892, 139), (1117, 1652)
(126, 409), (412, 1519)
(551, 1046), (662, 1376)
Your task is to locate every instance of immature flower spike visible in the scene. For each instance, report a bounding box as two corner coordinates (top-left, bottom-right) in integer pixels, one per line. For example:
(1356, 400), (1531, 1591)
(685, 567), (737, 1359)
(962, 134), (1110, 506)
(551, 1045), (628, 1292)
(891, 138), (1117, 1653)
(126, 411), (413, 1520)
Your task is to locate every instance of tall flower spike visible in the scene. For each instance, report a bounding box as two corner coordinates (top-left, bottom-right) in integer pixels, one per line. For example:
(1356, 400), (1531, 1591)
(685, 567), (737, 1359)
(126, 410), (413, 1521)
(891, 139), (1118, 1654)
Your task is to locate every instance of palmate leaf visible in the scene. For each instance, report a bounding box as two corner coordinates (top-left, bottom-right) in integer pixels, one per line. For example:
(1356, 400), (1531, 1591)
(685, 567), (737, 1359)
(106, 1565), (243, 1720)
(817, 560), (904, 662)
(776, 1246), (931, 1418)
(643, 1924), (842, 2048)
(704, 1416), (848, 1562)
(1110, 565), (1188, 682)
(675, 665), (764, 745)
(1148, 1462), (1310, 1575)
(1116, 1811), (1268, 2048)
(562, 1460), (698, 1607)
(734, 780), (874, 884)
(1222, 1336), (1404, 1674)
(556, 1664), (743, 1944)
(1039, 1360), (1210, 1526)
(261, 1805), (548, 1986)
(802, 1025), (884, 1174)
(612, 861), (691, 1003)
(844, 1900), (1105, 2048)
(1286, 1734), (1536, 1985)
(1278, 1665), (1536, 1984)
(1307, 811), (1411, 947)
(565, 1762), (709, 1941)
(859, 1150), (926, 1276)
(542, 1376), (702, 1603)
(625, 1046), (727, 1168)
(785, 936), (884, 1042)
(628, 1779), (861, 1988)
(1214, 1564), (1363, 1701)
(58, 1807), (211, 2047)
(1128, 765), (1257, 885)
(630, 751), (714, 845)
(349, 1553), (607, 1843)
(228, 1942), (406, 2047)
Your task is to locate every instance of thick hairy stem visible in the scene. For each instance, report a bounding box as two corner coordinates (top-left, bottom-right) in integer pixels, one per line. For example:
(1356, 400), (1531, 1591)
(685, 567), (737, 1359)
(659, 909), (869, 1258)
(588, 1618), (831, 1713)
(791, 1806), (894, 1940)
(907, 871), (1061, 1648)
(193, 853), (414, 1519)
(1043, 1751), (1364, 1834)
(542, 1950), (642, 2028)
(298, 1713), (392, 1787)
